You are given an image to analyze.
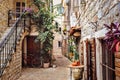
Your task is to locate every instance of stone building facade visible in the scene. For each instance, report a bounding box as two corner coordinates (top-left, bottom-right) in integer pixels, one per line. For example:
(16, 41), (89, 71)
(80, 0), (120, 38)
(80, 0), (120, 80)
(0, 31), (29, 80)
(0, 0), (31, 38)
(79, 0), (120, 80)
(0, 0), (60, 80)
(0, 0), (30, 79)
(0, 0), (13, 38)
(62, 0), (120, 80)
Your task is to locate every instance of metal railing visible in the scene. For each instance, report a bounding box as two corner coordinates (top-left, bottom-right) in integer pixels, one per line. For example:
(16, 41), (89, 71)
(100, 63), (115, 72)
(0, 11), (29, 76)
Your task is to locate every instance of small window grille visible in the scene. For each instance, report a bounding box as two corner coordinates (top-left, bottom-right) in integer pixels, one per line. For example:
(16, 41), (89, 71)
(58, 41), (62, 47)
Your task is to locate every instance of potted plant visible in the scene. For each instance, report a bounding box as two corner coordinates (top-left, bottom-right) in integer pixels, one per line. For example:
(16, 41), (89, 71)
(24, 0), (60, 67)
(42, 52), (51, 68)
(104, 22), (120, 51)
(35, 0), (54, 66)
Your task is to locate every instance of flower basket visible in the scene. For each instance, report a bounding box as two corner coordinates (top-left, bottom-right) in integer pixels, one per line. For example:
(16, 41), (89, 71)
(73, 32), (80, 37)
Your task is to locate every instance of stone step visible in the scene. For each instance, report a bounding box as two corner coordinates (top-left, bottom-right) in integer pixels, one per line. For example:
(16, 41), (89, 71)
(0, 63), (7, 70)
(0, 56), (12, 62)
(0, 62), (10, 76)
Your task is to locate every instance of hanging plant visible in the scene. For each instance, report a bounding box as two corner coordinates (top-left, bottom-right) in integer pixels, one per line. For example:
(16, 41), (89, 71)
(104, 22), (120, 51)
(24, 7), (33, 16)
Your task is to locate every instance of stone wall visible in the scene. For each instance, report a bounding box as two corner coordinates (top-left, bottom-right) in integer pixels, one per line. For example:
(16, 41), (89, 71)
(115, 52), (120, 80)
(53, 32), (62, 55)
(79, 0), (120, 80)
(1, 48), (22, 80)
(0, 0), (12, 38)
(0, 41), (22, 80)
(0, 31), (28, 80)
(80, 0), (120, 38)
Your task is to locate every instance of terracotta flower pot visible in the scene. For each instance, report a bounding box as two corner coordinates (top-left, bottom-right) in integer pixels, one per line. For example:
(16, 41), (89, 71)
(72, 62), (78, 66)
(73, 69), (81, 80)
(73, 32), (80, 37)
(43, 63), (50, 68)
(116, 41), (120, 52)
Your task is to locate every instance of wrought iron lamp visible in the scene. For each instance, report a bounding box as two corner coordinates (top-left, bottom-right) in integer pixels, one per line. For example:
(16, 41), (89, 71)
(89, 21), (99, 31)
(8, 10), (13, 27)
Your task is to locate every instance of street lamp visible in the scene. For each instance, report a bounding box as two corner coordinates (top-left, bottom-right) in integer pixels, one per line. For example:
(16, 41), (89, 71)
(8, 10), (13, 27)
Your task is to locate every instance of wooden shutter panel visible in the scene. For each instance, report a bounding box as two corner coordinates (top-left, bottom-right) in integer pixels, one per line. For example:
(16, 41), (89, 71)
(80, 41), (84, 65)
(86, 38), (97, 80)
(85, 39), (90, 80)
(89, 38), (97, 80)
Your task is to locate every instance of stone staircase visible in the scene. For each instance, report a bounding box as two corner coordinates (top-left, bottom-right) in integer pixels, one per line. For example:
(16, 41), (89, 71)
(1, 31), (28, 80)
(0, 12), (30, 80)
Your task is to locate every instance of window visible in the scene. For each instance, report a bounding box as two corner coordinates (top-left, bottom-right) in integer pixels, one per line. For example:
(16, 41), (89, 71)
(16, 2), (25, 17)
(58, 27), (61, 34)
(58, 41), (62, 47)
(101, 39), (115, 80)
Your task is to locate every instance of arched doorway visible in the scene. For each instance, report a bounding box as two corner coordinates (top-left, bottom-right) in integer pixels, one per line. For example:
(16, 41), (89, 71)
(22, 36), (41, 67)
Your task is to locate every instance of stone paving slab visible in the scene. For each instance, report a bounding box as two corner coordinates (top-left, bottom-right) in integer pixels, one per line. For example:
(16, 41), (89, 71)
(18, 55), (72, 80)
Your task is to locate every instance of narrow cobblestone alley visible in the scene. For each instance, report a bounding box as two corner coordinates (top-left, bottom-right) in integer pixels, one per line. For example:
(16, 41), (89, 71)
(18, 55), (71, 80)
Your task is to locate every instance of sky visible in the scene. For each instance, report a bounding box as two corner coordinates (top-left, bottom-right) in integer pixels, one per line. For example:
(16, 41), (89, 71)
(53, 0), (61, 5)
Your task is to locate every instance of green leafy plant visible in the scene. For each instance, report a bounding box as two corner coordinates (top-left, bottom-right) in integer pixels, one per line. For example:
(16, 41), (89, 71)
(104, 22), (120, 51)
(25, 0), (61, 64)
(68, 37), (79, 61)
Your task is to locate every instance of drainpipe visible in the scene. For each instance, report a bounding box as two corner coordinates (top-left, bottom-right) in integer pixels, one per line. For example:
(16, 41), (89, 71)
(15, 23), (18, 52)
(66, 0), (71, 57)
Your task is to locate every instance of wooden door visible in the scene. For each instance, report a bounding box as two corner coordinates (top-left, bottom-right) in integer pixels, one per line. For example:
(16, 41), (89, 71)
(27, 36), (40, 65)
(86, 40), (92, 80)
(86, 39), (97, 80)
(101, 39), (115, 80)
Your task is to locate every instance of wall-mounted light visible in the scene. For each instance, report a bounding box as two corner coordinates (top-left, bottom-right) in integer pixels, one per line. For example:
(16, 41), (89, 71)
(89, 21), (99, 31)
(8, 10), (13, 27)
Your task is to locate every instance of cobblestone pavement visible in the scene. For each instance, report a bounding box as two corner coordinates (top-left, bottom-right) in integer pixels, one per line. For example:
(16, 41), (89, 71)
(18, 55), (72, 80)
